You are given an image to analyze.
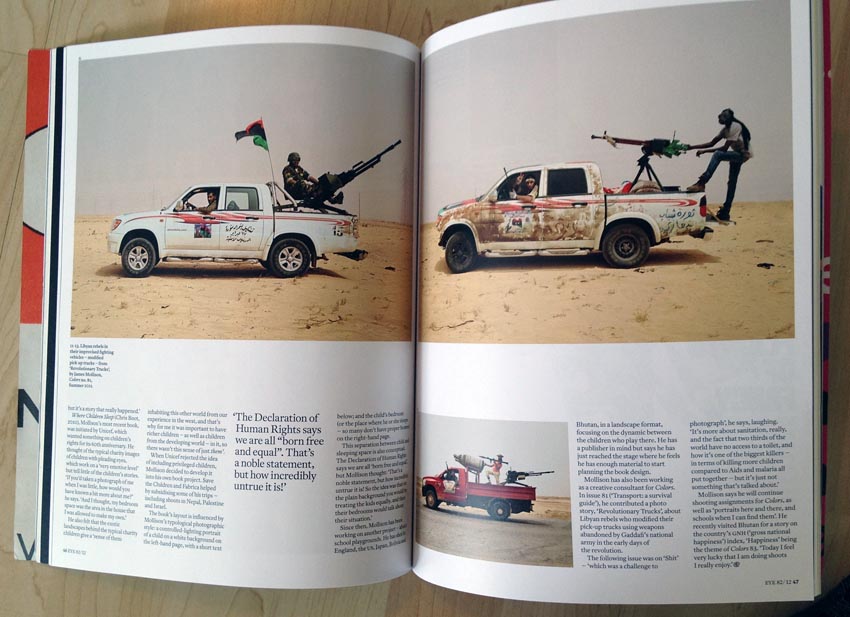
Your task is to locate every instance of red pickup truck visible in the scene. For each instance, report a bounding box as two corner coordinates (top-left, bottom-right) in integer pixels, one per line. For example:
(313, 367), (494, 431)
(421, 467), (536, 521)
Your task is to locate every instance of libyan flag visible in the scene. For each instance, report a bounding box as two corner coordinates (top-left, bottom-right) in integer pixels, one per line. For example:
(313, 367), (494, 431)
(234, 119), (268, 151)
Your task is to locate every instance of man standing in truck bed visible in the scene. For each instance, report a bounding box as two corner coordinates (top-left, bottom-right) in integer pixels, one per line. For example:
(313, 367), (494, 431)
(685, 108), (753, 221)
(485, 454), (504, 485)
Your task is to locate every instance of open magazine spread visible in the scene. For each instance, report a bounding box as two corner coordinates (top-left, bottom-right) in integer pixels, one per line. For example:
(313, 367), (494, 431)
(15, 0), (826, 604)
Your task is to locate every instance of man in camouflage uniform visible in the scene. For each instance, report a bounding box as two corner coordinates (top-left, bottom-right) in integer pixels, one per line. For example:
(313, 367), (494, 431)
(282, 152), (318, 200)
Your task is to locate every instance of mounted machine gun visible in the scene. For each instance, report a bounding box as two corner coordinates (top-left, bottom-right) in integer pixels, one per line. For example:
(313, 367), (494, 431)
(591, 131), (689, 189)
(300, 139), (402, 211)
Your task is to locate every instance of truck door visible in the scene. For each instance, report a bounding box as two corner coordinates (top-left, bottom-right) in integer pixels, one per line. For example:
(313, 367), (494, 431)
(440, 469), (465, 503)
(487, 171), (542, 244)
(165, 186), (222, 252)
(219, 186), (266, 252)
(537, 167), (598, 247)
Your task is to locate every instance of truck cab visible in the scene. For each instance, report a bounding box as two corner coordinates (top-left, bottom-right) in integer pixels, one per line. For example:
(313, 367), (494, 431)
(425, 467), (469, 504)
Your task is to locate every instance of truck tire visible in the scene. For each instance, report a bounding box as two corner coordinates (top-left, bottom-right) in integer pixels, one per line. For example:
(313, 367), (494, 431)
(423, 488), (441, 510)
(488, 499), (511, 521)
(269, 238), (311, 278)
(444, 229), (477, 274)
(121, 237), (158, 277)
(601, 223), (650, 268)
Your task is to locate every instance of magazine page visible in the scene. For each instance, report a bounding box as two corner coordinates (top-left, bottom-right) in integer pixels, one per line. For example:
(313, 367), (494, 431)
(16, 26), (418, 588)
(414, 0), (821, 603)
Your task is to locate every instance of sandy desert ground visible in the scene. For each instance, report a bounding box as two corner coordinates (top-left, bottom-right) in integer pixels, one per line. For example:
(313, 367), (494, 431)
(416, 495), (573, 567)
(420, 201), (795, 344)
(71, 217), (412, 341)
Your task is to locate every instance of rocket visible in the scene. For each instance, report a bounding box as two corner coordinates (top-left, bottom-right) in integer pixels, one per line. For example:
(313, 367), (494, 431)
(453, 454), (487, 473)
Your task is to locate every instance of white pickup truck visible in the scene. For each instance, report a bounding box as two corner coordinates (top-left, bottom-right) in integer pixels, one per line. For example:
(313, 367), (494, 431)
(108, 182), (362, 277)
(436, 162), (714, 272)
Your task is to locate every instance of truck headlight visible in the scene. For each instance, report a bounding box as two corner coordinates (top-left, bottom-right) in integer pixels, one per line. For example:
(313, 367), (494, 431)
(111, 218), (122, 231)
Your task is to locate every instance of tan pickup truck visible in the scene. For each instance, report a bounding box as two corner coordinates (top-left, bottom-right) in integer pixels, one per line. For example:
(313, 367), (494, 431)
(436, 162), (714, 272)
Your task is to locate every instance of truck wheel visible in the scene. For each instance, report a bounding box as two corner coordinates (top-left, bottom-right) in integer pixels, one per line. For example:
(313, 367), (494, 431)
(488, 499), (511, 521)
(424, 488), (441, 510)
(269, 238), (311, 278)
(444, 230), (477, 273)
(601, 223), (650, 268)
(121, 237), (158, 277)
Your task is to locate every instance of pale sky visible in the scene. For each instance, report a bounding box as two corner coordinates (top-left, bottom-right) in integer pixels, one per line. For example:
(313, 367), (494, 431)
(422, 0), (793, 221)
(74, 42), (416, 223)
(417, 413), (571, 496)
(71, 2), (793, 227)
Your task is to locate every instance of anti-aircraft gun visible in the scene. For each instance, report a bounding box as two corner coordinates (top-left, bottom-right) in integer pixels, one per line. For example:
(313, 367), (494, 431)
(300, 139), (402, 212)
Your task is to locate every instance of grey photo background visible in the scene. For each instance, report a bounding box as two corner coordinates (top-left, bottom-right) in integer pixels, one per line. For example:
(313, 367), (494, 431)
(417, 413), (570, 496)
(421, 0), (792, 221)
(75, 42), (416, 224)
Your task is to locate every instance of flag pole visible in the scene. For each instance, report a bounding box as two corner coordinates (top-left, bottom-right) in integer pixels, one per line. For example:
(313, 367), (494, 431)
(236, 117), (279, 233)
(262, 118), (280, 203)
(261, 117), (279, 235)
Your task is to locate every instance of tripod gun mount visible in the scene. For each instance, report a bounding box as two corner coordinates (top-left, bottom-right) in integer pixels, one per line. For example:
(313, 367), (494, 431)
(591, 132), (689, 189)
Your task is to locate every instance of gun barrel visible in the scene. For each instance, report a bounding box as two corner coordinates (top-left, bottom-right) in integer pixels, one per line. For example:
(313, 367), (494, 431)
(478, 455), (510, 465)
(591, 134), (647, 146)
(338, 140), (402, 185)
(351, 139), (402, 172)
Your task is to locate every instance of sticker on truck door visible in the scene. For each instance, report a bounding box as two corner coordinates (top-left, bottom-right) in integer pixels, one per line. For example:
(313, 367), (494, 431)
(504, 211), (532, 233)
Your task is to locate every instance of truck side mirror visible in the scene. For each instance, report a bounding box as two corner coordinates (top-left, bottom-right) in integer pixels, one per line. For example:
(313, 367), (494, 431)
(487, 193), (497, 204)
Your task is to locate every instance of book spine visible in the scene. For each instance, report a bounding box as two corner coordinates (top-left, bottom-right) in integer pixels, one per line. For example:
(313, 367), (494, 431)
(15, 47), (60, 564)
(819, 0), (832, 576)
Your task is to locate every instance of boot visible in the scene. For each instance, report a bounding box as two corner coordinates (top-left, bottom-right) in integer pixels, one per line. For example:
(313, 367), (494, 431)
(686, 178), (706, 193)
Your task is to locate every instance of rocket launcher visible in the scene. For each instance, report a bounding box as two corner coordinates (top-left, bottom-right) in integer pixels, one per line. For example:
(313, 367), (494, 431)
(453, 454), (488, 474)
